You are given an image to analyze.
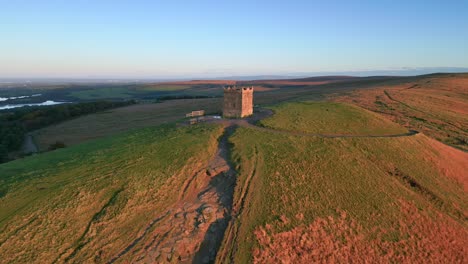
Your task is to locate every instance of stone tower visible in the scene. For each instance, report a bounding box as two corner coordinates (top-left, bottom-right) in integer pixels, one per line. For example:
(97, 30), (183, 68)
(223, 86), (253, 118)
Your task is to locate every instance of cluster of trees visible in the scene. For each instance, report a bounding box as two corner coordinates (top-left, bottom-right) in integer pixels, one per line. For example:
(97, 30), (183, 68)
(0, 100), (136, 163)
(0, 123), (25, 162)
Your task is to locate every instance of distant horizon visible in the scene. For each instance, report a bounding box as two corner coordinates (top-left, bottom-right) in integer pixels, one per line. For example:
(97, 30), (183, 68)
(0, 67), (467, 83)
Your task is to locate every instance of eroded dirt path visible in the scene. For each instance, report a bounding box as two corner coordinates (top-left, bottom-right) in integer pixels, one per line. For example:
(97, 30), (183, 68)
(109, 127), (237, 264)
(216, 146), (260, 263)
(110, 108), (419, 264)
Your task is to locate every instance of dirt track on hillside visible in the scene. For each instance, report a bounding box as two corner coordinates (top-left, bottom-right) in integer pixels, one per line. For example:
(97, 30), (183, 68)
(108, 109), (419, 263)
(108, 127), (237, 264)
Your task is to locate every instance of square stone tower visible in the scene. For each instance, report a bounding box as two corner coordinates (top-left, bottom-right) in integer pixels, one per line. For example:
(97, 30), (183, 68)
(223, 86), (253, 118)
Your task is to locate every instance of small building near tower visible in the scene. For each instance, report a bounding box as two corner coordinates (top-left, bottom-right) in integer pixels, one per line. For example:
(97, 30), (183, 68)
(223, 86), (253, 118)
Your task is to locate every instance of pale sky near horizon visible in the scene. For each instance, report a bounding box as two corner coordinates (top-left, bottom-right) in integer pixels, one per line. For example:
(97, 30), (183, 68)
(1, 0), (467, 78)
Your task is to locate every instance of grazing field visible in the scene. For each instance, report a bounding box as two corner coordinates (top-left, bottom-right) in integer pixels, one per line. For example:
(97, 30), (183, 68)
(67, 83), (224, 101)
(0, 75), (408, 105)
(28, 75), (416, 150)
(0, 123), (223, 263)
(0, 101), (135, 163)
(33, 98), (222, 151)
(334, 73), (468, 150)
(218, 102), (467, 263)
(69, 87), (135, 100)
(260, 102), (408, 135)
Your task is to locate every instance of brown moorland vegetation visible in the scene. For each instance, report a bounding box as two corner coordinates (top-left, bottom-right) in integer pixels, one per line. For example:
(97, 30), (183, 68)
(253, 201), (466, 263)
(218, 102), (467, 263)
(333, 73), (468, 150)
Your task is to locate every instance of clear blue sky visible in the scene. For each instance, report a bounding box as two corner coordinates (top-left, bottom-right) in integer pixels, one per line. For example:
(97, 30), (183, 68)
(1, 0), (467, 78)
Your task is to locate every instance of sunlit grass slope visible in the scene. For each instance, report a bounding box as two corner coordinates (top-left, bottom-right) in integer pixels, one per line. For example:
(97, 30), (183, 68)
(220, 102), (467, 263)
(334, 74), (468, 150)
(260, 101), (408, 135)
(0, 123), (223, 263)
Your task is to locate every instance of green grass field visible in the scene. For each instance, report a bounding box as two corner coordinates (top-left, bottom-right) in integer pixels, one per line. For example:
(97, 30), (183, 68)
(219, 102), (467, 263)
(33, 98), (222, 151)
(69, 87), (135, 100)
(260, 102), (408, 135)
(0, 123), (223, 263)
(67, 84), (220, 101)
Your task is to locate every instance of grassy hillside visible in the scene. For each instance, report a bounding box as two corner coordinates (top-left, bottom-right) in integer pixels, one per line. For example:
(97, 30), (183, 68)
(334, 73), (468, 150)
(0, 123), (223, 263)
(219, 102), (467, 263)
(259, 102), (408, 135)
(2, 75), (466, 263)
(26, 74), (466, 150)
(33, 98), (222, 151)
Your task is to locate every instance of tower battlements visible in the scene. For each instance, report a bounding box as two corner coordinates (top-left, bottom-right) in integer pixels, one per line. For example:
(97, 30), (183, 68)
(223, 86), (254, 92)
(223, 86), (253, 118)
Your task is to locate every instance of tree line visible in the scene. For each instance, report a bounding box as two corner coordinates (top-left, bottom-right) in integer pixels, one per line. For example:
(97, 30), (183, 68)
(0, 100), (136, 163)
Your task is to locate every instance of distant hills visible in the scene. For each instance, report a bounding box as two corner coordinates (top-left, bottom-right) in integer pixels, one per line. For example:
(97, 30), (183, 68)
(1, 67), (467, 84)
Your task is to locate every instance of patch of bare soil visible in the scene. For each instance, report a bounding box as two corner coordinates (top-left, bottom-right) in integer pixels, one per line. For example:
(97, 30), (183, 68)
(108, 127), (237, 263)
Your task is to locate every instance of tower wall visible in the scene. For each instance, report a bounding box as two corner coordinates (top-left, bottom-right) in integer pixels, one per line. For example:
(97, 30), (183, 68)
(241, 87), (253, 117)
(223, 86), (253, 118)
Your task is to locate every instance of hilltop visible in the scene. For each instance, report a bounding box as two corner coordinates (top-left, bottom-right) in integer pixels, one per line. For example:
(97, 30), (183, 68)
(218, 102), (467, 263)
(0, 73), (466, 263)
(1, 99), (466, 263)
